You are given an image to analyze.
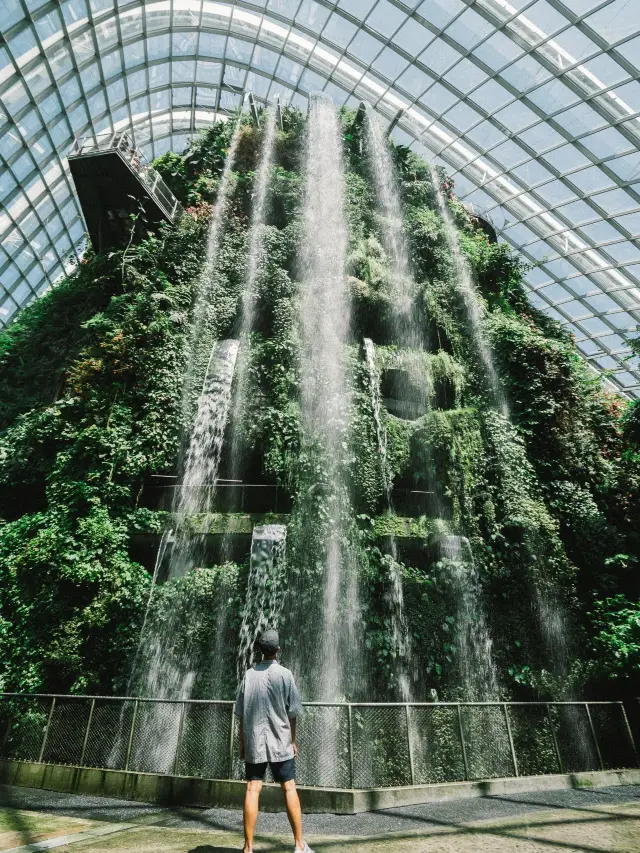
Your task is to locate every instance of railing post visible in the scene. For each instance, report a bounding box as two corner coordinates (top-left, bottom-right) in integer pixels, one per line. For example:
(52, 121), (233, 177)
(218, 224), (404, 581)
(38, 697), (56, 764)
(124, 700), (139, 771)
(503, 703), (518, 777)
(621, 701), (639, 767)
(228, 705), (236, 780)
(79, 698), (95, 766)
(405, 704), (415, 786)
(347, 704), (354, 789)
(1, 702), (13, 758)
(173, 702), (186, 776)
(546, 703), (564, 774)
(584, 703), (604, 771)
(457, 704), (469, 781)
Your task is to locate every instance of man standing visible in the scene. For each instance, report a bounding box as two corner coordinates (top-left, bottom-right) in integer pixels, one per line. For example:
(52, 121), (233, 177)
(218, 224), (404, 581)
(235, 629), (313, 853)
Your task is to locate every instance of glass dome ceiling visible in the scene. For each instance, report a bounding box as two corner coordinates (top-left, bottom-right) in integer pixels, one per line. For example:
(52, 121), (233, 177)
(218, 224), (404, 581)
(1, 0), (640, 397)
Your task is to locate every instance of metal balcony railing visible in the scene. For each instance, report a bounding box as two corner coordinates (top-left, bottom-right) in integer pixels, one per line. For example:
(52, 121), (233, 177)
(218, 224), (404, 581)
(69, 132), (181, 222)
(0, 694), (637, 789)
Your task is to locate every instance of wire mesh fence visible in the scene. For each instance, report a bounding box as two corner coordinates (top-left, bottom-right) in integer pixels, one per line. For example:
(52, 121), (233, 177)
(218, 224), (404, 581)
(0, 694), (636, 789)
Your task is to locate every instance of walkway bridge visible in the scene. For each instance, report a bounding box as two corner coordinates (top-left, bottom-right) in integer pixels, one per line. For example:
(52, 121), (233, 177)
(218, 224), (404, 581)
(68, 132), (182, 252)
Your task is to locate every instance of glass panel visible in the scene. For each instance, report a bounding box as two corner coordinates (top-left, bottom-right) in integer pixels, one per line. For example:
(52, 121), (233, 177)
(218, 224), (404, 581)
(295, 0), (331, 33)
(554, 103), (607, 137)
(445, 58), (488, 94)
(396, 65), (431, 98)
(581, 127), (633, 158)
(366, 0), (406, 37)
(443, 101), (482, 133)
(421, 81), (458, 114)
(322, 13), (357, 48)
(542, 143), (590, 172)
(500, 54), (552, 91)
(527, 79), (580, 112)
(348, 29), (384, 64)
(445, 7), (494, 50)
(595, 189), (636, 215)
(394, 17), (434, 58)
(417, 0), (466, 31)
(419, 39), (461, 75)
(494, 101), (538, 133)
(466, 120), (507, 150)
(519, 123), (565, 152)
(584, 0), (640, 43)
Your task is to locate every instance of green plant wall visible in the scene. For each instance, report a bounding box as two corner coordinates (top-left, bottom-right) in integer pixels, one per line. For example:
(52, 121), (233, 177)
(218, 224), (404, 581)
(0, 108), (639, 700)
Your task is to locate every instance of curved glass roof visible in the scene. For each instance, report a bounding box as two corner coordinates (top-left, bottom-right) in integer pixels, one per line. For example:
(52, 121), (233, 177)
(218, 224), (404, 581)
(1, 0), (640, 397)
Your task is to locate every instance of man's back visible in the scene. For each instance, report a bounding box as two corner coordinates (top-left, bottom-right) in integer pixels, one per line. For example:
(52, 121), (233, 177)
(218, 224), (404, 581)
(236, 659), (302, 763)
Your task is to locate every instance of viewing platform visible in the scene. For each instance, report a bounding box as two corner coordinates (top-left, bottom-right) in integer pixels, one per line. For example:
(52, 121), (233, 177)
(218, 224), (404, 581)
(67, 132), (182, 251)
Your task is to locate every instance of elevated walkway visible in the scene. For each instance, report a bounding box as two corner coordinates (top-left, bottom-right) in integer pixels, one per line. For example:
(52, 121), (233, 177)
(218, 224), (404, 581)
(68, 132), (182, 251)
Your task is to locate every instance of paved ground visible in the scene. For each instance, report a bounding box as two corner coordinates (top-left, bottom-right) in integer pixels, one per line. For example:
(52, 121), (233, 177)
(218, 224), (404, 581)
(1, 785), (640, 852)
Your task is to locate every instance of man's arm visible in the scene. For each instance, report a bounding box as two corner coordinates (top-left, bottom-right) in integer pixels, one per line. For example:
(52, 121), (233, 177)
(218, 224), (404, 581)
(238, 719), (245, 761)
(234, 677), (245, 761)
(289, 716), (298, 758)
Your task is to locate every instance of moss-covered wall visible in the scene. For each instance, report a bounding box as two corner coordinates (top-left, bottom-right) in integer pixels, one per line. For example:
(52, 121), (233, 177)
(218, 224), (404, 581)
(0, 108), (639, 700)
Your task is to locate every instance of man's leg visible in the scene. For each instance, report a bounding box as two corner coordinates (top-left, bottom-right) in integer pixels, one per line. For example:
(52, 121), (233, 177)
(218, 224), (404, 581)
(281, 779), (304, 850)
(243, 779), (262, 853)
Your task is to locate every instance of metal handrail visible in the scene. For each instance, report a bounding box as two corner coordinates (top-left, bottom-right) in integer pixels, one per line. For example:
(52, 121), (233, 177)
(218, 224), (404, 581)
(0, 693), (636, 788)
(68, 132), (181, 221)
(0, 692), (632, 707)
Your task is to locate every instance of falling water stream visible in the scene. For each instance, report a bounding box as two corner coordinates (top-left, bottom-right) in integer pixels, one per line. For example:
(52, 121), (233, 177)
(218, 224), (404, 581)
(438, 535), (499, 701)
(236, 524), (287, 680)
(116, 118), (248, 768)
(364, 338), (412, 701)
(229, 108), (278, 485)
(365, 115), (501, 701)
(365, 110), (416, 339)
(181, 115), (246, 421)
(297, 94), (359, 702)
(170, 340), (239, 577)
(429, 170), (579, 713)
(428, 166), (509, 419)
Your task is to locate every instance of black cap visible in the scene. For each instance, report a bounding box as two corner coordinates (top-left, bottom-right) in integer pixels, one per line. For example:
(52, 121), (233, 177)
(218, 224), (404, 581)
(257, 630), (279, 655)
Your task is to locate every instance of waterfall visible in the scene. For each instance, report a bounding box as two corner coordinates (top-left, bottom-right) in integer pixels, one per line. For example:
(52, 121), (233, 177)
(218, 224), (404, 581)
(229, 107), (277, 484)
(428, 166), (509, 419)
(439, 535), (499, 701)
(181, 114), (245, 422)
(365, 110), (416, 342)
(114, 341), (239, 771)
(237, 524), (287, 680)
(169, 339), (240, 577)
(429, 172), (577, 708)
(364, 338), (412, 701)
(296, 94), (359, 701)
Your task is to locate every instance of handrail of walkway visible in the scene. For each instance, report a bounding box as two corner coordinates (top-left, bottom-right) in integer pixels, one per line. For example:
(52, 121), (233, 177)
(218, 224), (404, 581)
(69, 132), (182, 222)
(0, 693), (637, 789)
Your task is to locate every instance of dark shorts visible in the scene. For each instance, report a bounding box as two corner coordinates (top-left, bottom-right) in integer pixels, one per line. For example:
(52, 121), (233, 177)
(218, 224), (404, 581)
(245, 758), (296, 783)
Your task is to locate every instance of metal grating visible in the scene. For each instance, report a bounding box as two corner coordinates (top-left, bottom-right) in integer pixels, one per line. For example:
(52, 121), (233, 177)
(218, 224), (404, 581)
(0, 695), (636, 787)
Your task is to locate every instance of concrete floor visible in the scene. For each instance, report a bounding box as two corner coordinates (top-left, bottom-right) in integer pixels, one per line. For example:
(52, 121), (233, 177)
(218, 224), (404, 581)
(1, 784), (640, 852)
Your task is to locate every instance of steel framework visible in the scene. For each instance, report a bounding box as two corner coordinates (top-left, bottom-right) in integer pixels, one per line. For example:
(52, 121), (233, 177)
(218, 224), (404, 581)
(1, 0), (640, 395)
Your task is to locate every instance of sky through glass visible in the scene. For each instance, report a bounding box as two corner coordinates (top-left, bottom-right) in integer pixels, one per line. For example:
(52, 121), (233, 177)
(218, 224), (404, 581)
(1, 0), (639, 396)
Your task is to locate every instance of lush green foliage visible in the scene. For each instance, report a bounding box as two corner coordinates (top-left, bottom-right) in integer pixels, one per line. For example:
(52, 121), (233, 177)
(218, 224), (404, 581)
(1, 107), (639, 701)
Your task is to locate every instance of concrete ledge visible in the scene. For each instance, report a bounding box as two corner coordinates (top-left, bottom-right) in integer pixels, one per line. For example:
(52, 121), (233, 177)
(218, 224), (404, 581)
(1, 759), (639, 815)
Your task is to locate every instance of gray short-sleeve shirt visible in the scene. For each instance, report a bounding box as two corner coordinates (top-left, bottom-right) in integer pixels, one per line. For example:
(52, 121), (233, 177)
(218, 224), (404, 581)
(234, 660), (302, 763)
